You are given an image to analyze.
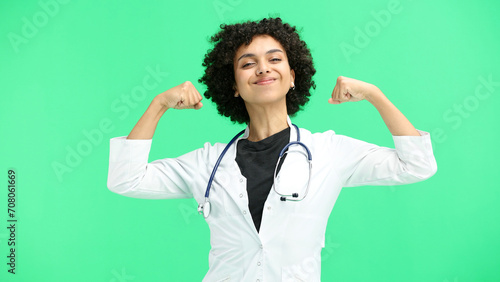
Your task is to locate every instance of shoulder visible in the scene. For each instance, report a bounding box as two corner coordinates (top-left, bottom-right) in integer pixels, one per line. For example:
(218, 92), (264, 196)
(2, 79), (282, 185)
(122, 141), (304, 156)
(296, 127), (342, 154)
(198, 141), (227, 156)
(172, 141), (225, 166)
(298, 127), (371, 156)
(298, 126), (340, 143)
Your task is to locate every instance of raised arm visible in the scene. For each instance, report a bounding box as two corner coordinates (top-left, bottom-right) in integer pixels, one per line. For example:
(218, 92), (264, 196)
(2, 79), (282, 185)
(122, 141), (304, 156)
(328, 76), (419, 136)
(127, 81), (203, 139)
(107, 81), (204, 199)
(328, 76), (437, 187)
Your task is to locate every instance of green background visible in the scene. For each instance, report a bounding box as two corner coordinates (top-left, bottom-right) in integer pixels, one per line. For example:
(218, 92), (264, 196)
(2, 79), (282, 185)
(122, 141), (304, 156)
(1, 0), (499, 281)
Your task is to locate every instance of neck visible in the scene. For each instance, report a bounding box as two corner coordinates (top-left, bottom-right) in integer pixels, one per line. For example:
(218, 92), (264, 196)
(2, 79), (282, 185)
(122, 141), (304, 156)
(245, 102), (289, 142)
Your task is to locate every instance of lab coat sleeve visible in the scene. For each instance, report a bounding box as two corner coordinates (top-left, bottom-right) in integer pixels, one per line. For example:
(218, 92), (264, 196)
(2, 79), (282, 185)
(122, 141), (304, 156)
(107, 136), (207, 199)
(335, 130), (437, 187)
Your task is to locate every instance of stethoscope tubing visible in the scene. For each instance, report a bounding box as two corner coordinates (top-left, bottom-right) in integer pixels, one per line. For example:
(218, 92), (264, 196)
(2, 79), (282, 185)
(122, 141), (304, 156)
(199, 124), (311, 218)
(204, 129), (245, 198)
(273, 142), (312, 201)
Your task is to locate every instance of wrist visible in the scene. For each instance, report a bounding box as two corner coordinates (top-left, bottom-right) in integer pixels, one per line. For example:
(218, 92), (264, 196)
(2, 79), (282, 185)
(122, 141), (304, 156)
(149, 96), (169, 120)
(365, 86), (387, 106)
(153, 95), (170, 112)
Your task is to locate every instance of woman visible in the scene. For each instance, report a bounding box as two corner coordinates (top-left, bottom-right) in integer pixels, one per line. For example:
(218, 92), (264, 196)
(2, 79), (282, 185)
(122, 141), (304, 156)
(107, 17), (437, 281)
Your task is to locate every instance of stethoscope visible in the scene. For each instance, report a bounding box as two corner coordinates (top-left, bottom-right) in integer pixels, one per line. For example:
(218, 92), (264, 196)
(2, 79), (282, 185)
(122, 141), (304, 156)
(197, 124), (312, 218)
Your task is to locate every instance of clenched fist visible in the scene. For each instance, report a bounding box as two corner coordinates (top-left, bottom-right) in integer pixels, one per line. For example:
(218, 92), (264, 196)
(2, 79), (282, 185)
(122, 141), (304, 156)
(157, 81), (203, 110)
(328, 76), (378, 104)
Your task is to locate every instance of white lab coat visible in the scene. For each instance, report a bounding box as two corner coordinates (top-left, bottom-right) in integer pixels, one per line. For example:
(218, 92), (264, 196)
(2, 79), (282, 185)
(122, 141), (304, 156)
(107, 116), (437, 281)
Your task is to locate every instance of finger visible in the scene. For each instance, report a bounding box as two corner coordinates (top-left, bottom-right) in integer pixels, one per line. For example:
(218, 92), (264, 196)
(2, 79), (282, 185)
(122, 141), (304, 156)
(330, 83), (337, 101)
(190, 86), (203, 106)
(186, 92), (203, 109)
(183, 98), (196, 109)
(336, 87), (352, 103)
(330, 83), (343, 104)
(184, 92), (198, 109)
(343, 90), (352, 102)
(188, 84), (202, 107)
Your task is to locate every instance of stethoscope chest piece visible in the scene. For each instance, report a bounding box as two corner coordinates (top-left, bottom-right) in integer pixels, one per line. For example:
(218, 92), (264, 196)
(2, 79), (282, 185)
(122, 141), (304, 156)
(198, 198), (211, 218)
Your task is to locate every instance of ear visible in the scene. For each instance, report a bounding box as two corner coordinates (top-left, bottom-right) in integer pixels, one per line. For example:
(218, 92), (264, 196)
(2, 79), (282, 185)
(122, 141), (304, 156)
(290, 69), (295, 85)
(233, 84), (239, 97)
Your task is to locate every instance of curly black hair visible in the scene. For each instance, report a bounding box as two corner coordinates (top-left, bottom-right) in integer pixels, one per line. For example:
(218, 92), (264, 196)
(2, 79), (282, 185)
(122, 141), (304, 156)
(198, 17), (316, 124)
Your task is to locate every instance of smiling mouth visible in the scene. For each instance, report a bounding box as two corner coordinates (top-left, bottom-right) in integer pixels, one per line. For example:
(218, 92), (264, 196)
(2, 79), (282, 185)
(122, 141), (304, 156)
(254, 79), (276, 85)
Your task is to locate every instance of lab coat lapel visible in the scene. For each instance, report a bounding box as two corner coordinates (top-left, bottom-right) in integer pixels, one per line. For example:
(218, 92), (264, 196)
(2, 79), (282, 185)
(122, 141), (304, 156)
(216, 117), (301, 240)
(218, 124), (262, 238)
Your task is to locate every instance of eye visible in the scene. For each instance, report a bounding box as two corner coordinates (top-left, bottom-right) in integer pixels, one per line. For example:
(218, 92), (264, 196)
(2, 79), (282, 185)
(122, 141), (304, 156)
(271, 58), (282, 62)
(242, 62), (254, 68)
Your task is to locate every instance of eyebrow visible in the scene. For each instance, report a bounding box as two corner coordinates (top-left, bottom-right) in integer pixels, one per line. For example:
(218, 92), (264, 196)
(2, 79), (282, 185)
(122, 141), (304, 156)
(237, 49), (283, 62)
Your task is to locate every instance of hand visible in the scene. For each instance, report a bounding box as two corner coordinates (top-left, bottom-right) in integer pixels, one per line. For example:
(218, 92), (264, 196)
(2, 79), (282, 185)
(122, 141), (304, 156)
(328, 76), (378, 104)
(157, 81), (203, 110)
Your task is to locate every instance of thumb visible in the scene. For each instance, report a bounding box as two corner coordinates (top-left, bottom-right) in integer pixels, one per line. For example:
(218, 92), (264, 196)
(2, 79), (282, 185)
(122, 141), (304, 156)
(193, 101), (203, 110)
(328, 98), (341, 105)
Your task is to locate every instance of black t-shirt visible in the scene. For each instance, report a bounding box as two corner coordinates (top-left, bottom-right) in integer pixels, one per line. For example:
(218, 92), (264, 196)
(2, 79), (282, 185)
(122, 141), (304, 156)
(235, 127), (290, 232)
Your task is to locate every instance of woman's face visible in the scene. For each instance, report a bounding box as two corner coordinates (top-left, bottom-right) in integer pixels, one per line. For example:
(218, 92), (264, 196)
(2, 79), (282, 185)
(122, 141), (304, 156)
(233, 35), (295, 108)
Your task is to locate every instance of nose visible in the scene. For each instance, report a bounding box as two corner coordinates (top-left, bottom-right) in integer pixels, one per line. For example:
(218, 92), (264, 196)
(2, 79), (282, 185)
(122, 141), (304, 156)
(255, 60), (270, 75)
